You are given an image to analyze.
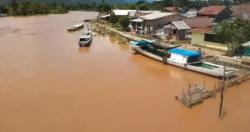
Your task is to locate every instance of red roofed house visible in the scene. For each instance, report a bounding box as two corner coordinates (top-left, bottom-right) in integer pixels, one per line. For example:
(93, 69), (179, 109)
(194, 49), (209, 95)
(164, 6), (182, 13)
(232, 3), (250, 20)
(197, 6), (231, 22)
(183, 17), (227, 51)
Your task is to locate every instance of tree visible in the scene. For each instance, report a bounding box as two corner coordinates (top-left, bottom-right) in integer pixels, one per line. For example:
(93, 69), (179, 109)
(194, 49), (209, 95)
(119, 16), (130, 31)
(98, 3), (112, 13)
(214, 18), (250, 55)
(110, 13), (118, 24)
(138, 3), (150, 10)
(136, 0), (146, 5)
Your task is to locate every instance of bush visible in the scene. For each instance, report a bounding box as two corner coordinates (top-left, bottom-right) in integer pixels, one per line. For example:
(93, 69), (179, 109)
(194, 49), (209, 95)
(118, 16), (130, 31)
(110, 14), (118, 24)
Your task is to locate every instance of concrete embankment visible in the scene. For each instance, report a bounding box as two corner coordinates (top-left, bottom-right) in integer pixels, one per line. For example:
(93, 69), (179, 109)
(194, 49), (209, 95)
(97, 24), (150, 42)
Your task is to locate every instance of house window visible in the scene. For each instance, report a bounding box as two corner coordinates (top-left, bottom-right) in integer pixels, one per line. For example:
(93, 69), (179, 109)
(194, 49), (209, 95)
(204, 33), (225, 44)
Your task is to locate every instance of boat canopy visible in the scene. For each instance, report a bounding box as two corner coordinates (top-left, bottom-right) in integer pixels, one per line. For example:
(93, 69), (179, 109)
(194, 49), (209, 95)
(134, 40), (151, 46)
(169, 48), (202, 58)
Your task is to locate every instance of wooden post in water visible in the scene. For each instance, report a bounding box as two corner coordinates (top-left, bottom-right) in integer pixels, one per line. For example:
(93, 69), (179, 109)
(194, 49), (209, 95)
(219, 65), (226, 120)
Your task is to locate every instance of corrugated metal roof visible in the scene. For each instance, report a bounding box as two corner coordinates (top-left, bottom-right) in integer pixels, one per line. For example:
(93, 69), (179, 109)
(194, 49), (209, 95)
(198, 6), (225, 16)
(232, 3), (250, 19)
(183, 17), (213, 29)
(112, 10), (136, 16)
(140, 12), (174, 20)
(242, 41), (250, 47)
(101, 14), (110, 18)
(131, 18), (144, 22)
(169, 48), (202, 58)
(171, 21), (191, 30)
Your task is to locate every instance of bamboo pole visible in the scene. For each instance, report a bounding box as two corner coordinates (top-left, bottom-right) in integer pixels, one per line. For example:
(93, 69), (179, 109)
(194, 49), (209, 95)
(219, 65), (226, 120)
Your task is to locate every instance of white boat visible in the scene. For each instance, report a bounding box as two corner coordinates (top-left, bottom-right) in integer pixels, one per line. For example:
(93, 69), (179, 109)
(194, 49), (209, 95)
(78, 31), (93, 47)
(130, 40), (238, 77)
(67, 22), (84, 31)
(166, 48), (238, 77)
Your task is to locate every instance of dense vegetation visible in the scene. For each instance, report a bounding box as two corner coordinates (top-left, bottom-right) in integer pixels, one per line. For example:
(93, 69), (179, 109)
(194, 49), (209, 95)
(0, 1), (68, 15)
(214, 18), (250, 55)
(2, 0), (250, 16)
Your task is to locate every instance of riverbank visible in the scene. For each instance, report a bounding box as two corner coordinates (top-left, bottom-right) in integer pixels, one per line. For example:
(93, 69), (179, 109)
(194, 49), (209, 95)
(95, 23), (225, 55)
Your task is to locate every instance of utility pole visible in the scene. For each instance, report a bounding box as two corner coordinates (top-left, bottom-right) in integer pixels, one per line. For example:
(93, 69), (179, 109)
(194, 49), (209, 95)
(219, 65), (226, 120)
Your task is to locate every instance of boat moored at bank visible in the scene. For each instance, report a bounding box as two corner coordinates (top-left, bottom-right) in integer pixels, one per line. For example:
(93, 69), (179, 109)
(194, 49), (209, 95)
(130, 40), (238, 77)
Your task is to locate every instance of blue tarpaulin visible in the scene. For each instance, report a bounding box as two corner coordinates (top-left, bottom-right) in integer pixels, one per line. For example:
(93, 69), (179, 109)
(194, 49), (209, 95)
(169, 48), (202, 58)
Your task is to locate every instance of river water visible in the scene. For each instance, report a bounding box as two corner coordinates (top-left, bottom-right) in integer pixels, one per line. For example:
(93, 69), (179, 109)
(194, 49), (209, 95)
(0, 11), (249, 132)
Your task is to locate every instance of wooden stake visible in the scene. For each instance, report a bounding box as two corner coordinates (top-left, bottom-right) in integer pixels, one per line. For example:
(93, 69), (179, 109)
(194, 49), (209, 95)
(219, 65), (226, 120)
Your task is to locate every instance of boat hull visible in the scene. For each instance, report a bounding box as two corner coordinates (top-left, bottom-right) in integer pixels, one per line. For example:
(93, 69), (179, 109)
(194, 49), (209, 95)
(67, 24), (84, 32)
(131, 45), (238, 77)
(79, 39), (92, 47)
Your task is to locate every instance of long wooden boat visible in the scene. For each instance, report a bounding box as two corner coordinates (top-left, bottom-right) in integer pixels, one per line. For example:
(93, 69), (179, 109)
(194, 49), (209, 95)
(78, 30), (93, 47)
(130, 40), (238, 77)
(67, 22), (84, 31)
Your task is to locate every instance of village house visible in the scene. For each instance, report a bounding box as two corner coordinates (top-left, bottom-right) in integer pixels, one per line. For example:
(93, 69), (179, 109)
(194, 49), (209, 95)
(111, 9), (160, 18)
(184, 17), (227, 51)
(163, 21), (191, 40)
(100, 9), (160, 23)
(111, 9), (136, 17)
(130, 12), (183, 34)
(197, 6), (231, 22)
(231, 3), (250, 20)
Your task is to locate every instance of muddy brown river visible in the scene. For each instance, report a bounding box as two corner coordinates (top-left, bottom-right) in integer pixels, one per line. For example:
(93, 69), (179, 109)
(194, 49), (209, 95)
(0, 11), (250, 132)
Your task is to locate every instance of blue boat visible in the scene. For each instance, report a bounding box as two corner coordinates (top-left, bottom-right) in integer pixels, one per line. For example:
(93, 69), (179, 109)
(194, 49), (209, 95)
(130, 40), (238, 77)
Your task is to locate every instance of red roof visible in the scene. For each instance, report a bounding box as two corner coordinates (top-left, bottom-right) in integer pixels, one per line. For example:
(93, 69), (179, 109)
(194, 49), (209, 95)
(232, 3), (250, 19)
(183, 17), (213, 29)
(164, 6), (181, 13)
(198, 6), (226, 16)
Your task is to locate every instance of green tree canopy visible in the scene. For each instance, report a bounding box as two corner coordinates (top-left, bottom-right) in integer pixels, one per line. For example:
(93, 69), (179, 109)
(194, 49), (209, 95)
(138, 3), (150, 10)
(214, 18), (250, 55)
(119, 16), (130, 31)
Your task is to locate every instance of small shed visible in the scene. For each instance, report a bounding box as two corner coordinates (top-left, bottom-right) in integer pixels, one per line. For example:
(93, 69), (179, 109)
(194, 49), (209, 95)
(130, 18), (144, 32)
(164, 21), (191, 40)
(242, 41), (250, 56)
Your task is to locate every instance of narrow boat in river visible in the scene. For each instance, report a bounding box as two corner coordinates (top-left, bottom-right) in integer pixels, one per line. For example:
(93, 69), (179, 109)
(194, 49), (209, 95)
(130, 40), (238, 77)
(67, 22), (84, 31)
(78, 30), (93, 47)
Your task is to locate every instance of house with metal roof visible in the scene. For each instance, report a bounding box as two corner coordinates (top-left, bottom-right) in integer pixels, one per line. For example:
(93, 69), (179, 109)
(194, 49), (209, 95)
(232, 3), (250, 20)
(112, 9), (136, 16)
(182, 17), (228, 51)
(164, 21), (191, 40)
(197, 6), (231, 22)
(130, 12), (183, 34)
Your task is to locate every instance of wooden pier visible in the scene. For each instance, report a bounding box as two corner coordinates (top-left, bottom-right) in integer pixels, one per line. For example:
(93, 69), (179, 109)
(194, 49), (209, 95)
(177, 83), (215, 108)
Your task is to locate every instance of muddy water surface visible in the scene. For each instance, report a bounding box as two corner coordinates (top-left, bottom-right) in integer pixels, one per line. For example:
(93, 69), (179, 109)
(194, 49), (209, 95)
(0, 11), (250, 132)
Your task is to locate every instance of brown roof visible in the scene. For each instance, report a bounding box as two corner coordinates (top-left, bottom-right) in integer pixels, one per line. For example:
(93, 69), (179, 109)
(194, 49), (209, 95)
(232, 3), (250, 19)
(198, 6), (226, 16)
(183, 17), (213, 29)
(164, 6), (182, 13)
